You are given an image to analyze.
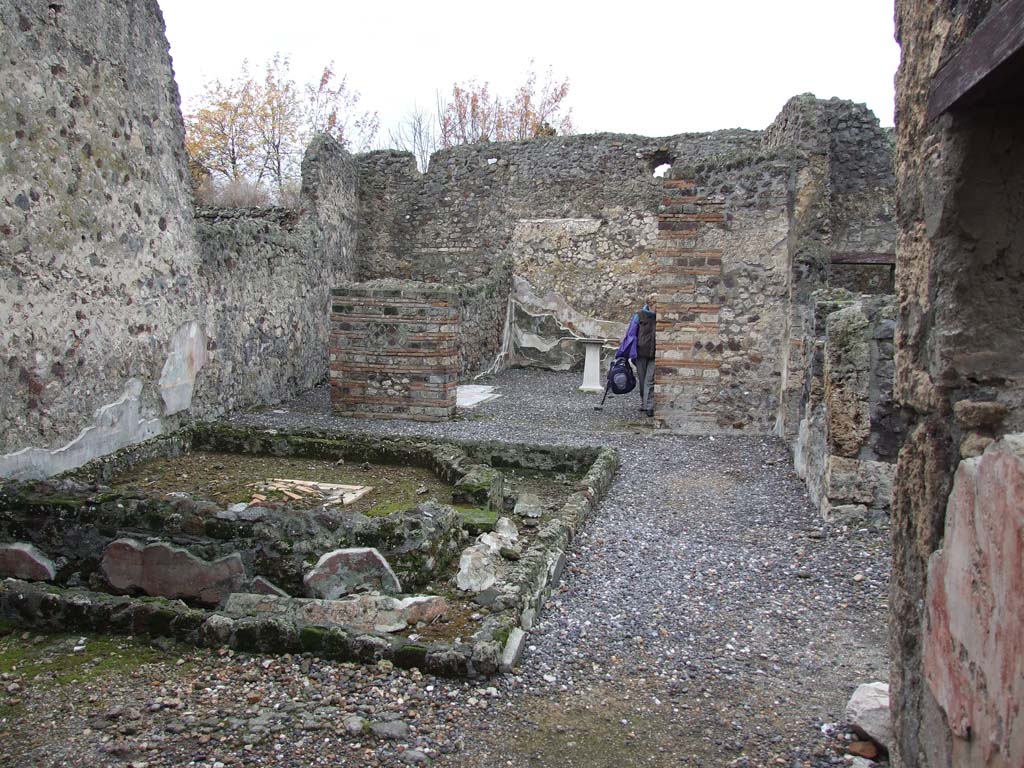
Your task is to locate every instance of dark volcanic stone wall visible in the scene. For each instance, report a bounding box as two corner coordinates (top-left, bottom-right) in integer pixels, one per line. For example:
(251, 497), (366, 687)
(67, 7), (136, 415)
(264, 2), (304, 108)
(891, 1), (1024, 767)
(0, 0), (200, 460)
(767, 96), (898, 441)
(354, 130), (763, 323)
(0, 0), (357, 478)
(793, 291), (901, 522)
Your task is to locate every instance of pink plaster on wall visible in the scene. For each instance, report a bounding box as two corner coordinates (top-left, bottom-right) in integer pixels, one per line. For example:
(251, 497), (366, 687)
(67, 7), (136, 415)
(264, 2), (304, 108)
(101, 538), (246, 606)
(924, 434), (1024, 766)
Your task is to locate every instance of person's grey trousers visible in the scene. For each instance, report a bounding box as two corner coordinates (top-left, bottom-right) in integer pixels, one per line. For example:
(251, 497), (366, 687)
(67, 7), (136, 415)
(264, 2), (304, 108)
(635, 356), (655, 412)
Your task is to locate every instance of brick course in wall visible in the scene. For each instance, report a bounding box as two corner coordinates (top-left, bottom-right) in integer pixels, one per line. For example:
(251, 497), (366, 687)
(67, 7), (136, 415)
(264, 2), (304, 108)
(329, 284), (459, 421)
(654, 179), (725, 429)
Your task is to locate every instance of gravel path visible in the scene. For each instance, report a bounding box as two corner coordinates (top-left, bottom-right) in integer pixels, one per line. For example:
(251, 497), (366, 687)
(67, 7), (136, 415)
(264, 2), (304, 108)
(0, 369), (890, 768)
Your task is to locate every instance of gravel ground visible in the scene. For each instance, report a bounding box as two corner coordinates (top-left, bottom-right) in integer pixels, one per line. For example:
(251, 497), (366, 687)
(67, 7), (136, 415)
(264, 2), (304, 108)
(0, 369), (890, 768)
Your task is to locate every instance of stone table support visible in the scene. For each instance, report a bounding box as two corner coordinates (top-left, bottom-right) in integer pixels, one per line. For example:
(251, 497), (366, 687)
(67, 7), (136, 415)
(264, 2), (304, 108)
(578, 339), (609, 393)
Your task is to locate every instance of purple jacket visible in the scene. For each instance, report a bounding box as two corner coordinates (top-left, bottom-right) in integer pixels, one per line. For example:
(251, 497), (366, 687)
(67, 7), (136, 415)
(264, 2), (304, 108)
(615, 313), (640, 361)
(616, 305), (656, 361)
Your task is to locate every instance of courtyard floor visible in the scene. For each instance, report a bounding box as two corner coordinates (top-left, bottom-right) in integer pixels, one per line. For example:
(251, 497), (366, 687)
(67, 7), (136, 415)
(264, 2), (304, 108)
(0, 368), (890, 768)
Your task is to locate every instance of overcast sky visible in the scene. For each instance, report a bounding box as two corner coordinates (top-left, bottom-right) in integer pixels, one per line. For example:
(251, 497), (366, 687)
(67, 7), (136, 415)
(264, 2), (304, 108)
(160, 0), (899, 145)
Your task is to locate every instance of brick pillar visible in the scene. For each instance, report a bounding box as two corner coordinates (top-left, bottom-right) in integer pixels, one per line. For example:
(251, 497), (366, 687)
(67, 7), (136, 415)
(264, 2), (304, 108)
(329, 283), (458, 421)
(654, 179), (725, 430)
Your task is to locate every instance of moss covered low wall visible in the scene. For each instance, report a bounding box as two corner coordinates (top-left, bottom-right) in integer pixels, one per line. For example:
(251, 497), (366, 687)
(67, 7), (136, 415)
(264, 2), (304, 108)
(0, 424), (617, 677)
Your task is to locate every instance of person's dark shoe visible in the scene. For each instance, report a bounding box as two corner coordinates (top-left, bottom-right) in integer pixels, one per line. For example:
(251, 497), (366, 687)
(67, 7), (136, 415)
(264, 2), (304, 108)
(646, 409), (654, 417)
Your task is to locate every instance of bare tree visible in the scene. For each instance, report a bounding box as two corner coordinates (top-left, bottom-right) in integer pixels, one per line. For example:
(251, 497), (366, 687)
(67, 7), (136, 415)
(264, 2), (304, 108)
(388, 104), (438, 172)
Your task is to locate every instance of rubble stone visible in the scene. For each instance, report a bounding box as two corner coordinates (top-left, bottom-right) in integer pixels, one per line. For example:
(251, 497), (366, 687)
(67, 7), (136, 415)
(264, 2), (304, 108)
(100, 538), (246, 606)
(0, 543), (56, 582)
(303, 548), (401, 598)
(846, 682), (892, 751)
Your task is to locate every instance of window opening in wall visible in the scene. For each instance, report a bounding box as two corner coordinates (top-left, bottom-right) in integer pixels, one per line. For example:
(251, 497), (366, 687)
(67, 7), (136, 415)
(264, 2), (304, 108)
(653, 163), (672, 178)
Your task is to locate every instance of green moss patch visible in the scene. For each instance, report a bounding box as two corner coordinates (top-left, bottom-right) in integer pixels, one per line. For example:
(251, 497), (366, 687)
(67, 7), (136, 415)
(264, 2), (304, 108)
(0, 631), (176, 685)
(455, 505), (500, 534)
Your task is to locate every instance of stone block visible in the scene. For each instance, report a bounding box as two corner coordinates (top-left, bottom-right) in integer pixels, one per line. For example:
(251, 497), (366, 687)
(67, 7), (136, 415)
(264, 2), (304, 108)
(953, 399), (1009, 430)
(303, 547), (401, 598)
(222, 592), (447, 634)
(825, 303), (872, 457)
(0, 543), (56, 581)
(456, 543), (497, 593)
(846, 681), (892, 749)
(513, 492), (544, 519)
(499, 627), (526, 673)
(250, 576), (290, 597)
(101, 538), (246, 606)
(825, 456), (895, 510)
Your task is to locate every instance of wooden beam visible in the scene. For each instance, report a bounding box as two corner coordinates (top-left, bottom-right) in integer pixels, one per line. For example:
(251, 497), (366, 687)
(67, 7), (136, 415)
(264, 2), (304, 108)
(927, 0), (1024, 121)
(830, 251), (895, 265)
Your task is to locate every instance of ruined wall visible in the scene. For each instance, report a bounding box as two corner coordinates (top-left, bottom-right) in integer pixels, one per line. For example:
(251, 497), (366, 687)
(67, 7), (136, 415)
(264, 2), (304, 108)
(655, 163), (791, 432)
(191, 136), (359, 418)
(768, 95), (898, 441)
(355, 105), (895, 432)
(0, 0), (357, 478)
(329, 282), (459, 421)
(354, 131), (765, 366)
(891, 1), (1024, 766)
(0, 0), (201, 473)
(793, 292), (901, 522)
(455, 263), (513, 377)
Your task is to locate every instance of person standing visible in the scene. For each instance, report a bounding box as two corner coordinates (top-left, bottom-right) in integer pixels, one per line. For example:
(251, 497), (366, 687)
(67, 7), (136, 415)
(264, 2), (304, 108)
(615, 293), (658, 416)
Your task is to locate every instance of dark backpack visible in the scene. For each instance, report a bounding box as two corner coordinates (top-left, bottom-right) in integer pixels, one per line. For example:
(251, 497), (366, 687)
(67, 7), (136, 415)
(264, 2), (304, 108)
(637, 311), (656, 358)
(607, 358), (636, 395)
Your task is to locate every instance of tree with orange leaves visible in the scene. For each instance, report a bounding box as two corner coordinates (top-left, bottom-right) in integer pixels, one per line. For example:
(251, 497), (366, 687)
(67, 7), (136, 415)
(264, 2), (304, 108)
(437, 62), (574, 148)
(184, 56), (378, 204)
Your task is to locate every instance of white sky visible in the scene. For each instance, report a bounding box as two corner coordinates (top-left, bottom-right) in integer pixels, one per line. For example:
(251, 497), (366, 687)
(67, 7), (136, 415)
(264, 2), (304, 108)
(160, 0), (899, 144)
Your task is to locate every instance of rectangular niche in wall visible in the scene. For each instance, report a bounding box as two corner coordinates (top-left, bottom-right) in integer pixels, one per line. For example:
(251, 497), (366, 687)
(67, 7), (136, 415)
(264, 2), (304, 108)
(329, 282), (459, 421)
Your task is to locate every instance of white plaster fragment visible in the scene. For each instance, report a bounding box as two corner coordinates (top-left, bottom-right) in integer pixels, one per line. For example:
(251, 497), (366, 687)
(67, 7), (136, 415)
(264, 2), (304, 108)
(513, 276), (624, 341)
(0, 378), (162, 480)
(159, 320), (208, 415)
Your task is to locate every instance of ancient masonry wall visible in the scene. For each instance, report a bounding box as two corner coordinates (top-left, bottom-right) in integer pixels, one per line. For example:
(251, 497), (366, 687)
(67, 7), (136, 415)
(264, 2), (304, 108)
(353, 130), (766, 374)
(354, 103), (895, 433)
(793, 292), (902, 523)
(654, 161), (791, 433)
(329, 283), (459, 421)
(891, 1), (1024, 766)
(454, 263), (514, 377)
(767, 95), (898, 442)
(0, 0), (357, 478)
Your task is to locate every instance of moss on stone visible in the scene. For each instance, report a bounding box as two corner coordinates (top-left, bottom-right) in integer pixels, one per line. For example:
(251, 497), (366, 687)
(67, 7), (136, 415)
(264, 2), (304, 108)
(394, 643), (429, 669)
(299, 625), (327, 652)
(0, 632), (168, 685)
(455, 506), (500, 534)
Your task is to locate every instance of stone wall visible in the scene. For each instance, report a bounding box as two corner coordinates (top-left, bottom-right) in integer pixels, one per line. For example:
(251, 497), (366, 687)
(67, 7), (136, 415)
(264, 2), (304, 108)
(891, 1), (1024, 766)
(455, 262), (514, 377)
(354, 130), (768, 377)
(769, 95), (898, 441)
(191, 204), (339, 417)
(1, 0), (200, 469)
(329, 282), (459, 421)
(654, 164), (791, 432)
(794, 292), (901, 522)
(0, 0), (358, 478)
(354, 100), (896, 432)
